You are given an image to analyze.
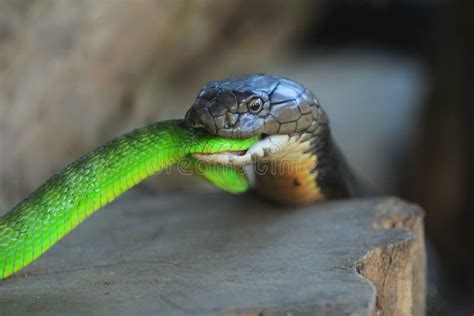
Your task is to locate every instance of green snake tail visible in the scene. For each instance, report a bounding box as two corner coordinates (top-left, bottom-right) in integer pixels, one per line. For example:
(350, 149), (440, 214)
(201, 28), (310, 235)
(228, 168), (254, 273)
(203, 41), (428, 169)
(0, 120), (258, 279)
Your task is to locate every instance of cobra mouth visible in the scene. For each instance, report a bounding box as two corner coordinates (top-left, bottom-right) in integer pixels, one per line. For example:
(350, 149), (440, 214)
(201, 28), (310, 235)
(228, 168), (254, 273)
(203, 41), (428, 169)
(220, 150), (247, 156)
(193, 133), (314, 166)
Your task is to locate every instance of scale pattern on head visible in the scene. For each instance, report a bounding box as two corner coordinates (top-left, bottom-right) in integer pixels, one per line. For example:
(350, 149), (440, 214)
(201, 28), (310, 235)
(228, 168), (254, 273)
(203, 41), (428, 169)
(185, 74), (327, 139)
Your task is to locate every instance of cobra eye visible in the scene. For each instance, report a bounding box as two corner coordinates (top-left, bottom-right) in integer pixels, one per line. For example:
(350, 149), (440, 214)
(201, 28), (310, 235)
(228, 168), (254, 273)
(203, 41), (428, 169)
(248, 97), (264, 114)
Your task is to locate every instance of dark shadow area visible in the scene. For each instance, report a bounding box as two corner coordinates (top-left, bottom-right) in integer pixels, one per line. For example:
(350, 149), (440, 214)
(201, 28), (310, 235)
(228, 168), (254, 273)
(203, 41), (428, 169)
(299, 0), (472, 313)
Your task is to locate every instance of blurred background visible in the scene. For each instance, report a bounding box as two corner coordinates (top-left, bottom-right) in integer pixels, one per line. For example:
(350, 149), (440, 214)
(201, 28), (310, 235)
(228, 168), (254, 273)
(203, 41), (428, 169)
(0, 0), (472, 313)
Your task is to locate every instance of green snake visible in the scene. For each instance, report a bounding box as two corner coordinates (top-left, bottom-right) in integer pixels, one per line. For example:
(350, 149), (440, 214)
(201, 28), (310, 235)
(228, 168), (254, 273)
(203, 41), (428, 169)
(0, 74), (368, 280)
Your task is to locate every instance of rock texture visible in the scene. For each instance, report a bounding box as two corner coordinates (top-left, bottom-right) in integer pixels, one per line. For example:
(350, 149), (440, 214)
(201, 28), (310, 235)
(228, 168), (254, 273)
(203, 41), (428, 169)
(1, 191), (425, 315)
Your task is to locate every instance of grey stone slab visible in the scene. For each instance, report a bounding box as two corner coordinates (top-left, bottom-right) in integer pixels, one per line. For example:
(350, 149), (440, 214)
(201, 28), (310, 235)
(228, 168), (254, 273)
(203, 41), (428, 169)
(0, 191), (424, 315)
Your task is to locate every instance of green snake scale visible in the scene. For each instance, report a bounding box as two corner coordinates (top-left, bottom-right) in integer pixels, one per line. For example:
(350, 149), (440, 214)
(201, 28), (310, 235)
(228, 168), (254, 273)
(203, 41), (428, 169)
(0, 74), (369, 280)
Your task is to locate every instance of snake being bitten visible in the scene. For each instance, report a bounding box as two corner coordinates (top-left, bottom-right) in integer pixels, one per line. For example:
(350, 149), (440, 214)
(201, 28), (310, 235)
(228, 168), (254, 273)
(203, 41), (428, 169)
(0, 73), (370, 279)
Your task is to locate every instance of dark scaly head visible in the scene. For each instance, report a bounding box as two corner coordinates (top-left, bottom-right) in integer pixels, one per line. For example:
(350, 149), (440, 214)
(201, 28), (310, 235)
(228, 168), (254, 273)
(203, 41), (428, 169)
(185, 74), (329, 165)
(185, 74), (325, 139)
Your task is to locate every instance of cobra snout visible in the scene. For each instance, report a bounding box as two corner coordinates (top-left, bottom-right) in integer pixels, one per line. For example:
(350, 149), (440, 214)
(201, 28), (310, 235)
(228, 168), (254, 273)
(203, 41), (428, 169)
(184, 107), (217, 134)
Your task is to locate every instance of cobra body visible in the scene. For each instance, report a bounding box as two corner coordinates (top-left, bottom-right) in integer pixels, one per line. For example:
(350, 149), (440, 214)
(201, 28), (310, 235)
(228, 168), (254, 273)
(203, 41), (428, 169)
(186, 74), (369, 204)
(0, 121), (258, 279)
(0, 73), (368, 280)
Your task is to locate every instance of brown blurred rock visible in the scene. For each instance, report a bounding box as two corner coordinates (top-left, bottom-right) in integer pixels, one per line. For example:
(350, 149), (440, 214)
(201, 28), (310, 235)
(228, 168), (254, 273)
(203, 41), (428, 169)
(0, 0), (320, 207)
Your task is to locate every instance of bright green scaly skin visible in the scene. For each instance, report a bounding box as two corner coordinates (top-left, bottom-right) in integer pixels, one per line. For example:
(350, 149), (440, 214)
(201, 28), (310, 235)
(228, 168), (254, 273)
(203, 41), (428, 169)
(0, 120), (258, 279)
(180, 156), (249, 193)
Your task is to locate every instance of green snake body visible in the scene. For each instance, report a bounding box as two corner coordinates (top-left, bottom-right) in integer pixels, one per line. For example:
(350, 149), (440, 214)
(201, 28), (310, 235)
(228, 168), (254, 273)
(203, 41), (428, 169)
(1, 73), (368, 280)
(0, 120), (258, 279)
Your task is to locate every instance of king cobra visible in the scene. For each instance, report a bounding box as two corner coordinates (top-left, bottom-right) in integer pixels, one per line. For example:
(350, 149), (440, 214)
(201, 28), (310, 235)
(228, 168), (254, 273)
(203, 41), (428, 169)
(186, 74), (370, 204)
(0, 73), (369, 279)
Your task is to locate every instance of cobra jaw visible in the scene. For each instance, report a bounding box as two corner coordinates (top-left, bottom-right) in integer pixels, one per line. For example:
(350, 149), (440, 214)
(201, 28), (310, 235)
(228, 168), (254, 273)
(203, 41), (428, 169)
(193, 134), (314, 166)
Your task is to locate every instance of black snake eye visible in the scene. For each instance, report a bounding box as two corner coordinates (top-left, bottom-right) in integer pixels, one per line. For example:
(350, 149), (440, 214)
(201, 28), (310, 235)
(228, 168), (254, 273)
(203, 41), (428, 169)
(248, 97), (264, 114)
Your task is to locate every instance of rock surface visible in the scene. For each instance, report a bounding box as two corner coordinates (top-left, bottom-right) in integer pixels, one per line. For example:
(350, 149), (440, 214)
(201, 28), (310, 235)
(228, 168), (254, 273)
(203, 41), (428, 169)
(0, 191), (425, 315)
